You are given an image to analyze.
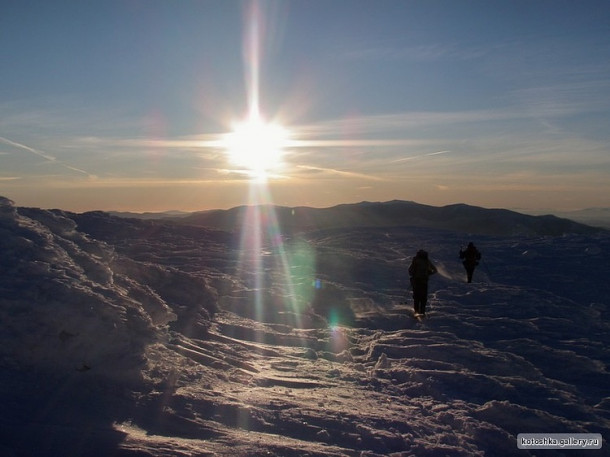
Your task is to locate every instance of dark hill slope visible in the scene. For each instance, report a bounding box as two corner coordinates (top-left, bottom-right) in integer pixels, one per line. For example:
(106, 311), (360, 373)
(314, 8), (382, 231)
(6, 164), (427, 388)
(178, 200), (603, 236)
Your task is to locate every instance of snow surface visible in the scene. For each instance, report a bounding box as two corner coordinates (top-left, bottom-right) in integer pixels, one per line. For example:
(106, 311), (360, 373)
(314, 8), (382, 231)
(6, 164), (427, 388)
(1, 196), (609, 457)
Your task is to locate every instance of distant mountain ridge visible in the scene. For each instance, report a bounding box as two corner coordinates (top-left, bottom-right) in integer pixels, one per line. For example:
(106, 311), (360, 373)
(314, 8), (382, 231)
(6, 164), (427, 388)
(176, 200), (604, 236)
(108, 210), (191, 220)
(553, 207), (610, 229)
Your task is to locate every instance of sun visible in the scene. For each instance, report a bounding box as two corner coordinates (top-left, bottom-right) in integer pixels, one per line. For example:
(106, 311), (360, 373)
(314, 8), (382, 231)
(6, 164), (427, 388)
(223, 113), (290, 180)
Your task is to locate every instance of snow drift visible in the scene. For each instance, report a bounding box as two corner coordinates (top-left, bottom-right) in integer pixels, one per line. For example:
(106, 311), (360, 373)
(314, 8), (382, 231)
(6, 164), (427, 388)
(1, 196), (609, 457)
(0, 196), (216, 380)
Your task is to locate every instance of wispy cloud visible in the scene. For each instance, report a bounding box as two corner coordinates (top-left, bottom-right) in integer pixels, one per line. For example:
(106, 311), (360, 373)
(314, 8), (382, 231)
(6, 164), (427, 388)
(296, 109), (526, 139)
(0, 99), (144, 136)
(510, 79), (610, 119)
(390, 150), (451, 163)
(340, 42), (491, 62)
(0, 136), (57, 162)
(74, 135), (226, 151)
(36, 176), (248, 188)
(295, 165), (386, 181)
(0, 136), (92, 177)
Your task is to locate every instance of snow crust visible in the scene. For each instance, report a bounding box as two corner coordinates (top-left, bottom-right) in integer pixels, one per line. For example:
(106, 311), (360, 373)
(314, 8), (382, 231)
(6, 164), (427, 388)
(1, 196), (609, 456)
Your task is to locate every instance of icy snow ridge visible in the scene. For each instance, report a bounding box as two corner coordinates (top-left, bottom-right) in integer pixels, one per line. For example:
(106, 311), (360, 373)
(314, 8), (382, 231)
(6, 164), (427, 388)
(1, 198), (609, 457)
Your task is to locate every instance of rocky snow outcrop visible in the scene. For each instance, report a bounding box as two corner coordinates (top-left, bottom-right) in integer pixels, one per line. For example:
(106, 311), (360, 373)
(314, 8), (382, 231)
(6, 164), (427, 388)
(0, 197), (216, 381)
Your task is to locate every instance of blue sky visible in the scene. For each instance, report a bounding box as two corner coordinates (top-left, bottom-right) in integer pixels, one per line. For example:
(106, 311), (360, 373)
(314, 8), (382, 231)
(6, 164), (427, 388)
(1, 0), (609, 212)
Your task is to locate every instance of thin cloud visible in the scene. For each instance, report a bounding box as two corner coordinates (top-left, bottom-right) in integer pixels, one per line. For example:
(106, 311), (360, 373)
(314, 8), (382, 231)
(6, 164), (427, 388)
(340, 42), (491, 62)
(68, 134), (226, 151)
(390, 150), (451, 163)
(0, 136), (57, 162)
(288, 138), (430, 148)
(297, 109), (523, 139)
(511, 79), (610, 118)
(296, 165), (385, 181)
(42, 177), (246, 188)
(0, 136), (92, 177)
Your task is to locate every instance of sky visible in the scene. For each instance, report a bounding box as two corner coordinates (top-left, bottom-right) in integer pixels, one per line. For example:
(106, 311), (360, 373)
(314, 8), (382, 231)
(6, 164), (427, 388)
(1, 0), (610, 213)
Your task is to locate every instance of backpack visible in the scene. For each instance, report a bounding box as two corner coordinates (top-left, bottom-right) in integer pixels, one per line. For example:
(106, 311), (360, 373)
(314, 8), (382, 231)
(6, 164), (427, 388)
(461, 245), (481, 265)
(410, 253), (433, 279)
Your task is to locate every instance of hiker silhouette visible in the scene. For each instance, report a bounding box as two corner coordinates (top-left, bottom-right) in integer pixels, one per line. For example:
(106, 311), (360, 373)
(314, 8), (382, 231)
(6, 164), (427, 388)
(408, 249), (437, 316)
(459, 242), (481, 283)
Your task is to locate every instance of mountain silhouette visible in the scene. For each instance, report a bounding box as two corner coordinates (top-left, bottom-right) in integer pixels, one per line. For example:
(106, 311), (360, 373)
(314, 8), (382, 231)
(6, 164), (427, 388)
(177, 200), (603, 236)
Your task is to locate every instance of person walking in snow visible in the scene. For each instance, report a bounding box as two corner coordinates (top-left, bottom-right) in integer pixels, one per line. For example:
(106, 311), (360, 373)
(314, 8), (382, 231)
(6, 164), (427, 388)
(459, 242), (481, 283)
(408, 249), (437, 316)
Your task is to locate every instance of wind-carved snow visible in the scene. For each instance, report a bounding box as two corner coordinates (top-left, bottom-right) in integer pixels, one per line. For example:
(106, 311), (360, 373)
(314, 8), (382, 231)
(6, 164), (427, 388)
(1, 196), (609, 456)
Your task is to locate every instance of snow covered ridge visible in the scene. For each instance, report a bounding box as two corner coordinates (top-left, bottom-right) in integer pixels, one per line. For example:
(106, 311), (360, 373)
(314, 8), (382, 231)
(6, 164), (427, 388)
(0, 196), (215, 380)
(1, 196), (610, 456)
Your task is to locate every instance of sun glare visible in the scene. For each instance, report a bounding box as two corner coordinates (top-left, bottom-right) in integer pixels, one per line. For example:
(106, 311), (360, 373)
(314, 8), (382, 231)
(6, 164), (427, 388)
(224, 113), (290, 180)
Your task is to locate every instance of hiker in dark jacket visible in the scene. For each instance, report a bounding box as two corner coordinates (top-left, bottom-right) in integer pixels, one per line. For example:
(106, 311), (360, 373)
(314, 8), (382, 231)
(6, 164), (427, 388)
(459, 242), (481, 283)
(408, 249), (437, 316)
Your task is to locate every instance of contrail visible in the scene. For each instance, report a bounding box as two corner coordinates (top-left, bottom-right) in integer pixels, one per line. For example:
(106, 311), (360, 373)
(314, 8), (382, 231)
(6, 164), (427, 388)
(0, 136), (91, 176)
(296, 165), (385, 181)
(0, 136), (57, 162)
(390, 150), (451, 163)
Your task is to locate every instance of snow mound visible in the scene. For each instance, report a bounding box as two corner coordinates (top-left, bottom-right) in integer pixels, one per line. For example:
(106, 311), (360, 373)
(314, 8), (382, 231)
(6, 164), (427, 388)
(0, 198), (216, 381)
